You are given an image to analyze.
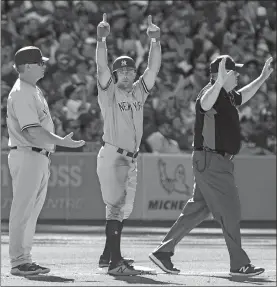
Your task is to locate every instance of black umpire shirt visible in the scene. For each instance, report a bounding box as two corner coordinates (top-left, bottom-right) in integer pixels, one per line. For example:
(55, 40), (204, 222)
(193, 82), (242, 155)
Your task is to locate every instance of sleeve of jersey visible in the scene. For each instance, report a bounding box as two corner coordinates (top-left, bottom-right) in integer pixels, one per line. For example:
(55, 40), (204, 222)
(135, 76), (150, 103)
(97, 77), (113, 94)
(12, 93), (41, 131)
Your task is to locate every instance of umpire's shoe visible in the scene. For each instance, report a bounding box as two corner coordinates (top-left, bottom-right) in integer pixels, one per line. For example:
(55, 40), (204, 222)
(98, 255), (134, 268)
(230, 264), (265, 277)
(11, 262), (50, 276)
(149, 252), (180, 274)
(108, 259), (141, 276)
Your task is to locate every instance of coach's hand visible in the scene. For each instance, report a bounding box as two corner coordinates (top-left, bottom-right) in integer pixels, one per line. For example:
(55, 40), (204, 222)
(97, 13), (110, 39)
(146, 15), (160, 39)
(260, 57), (274, 81)
(217, 57), (234, 86)
(62, 132), (85, 148)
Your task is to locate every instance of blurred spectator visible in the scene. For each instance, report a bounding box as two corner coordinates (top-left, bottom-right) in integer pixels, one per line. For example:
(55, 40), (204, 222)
(63, 84), (91, 120)
(79, 112), (103, 152)
(48, 95), (67, 137)
(51, 52), (76, 90)
(71, 59), (96, 100)
(1, 0), (276, 154)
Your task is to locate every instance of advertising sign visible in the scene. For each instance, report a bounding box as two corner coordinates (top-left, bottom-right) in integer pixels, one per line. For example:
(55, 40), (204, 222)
(1, 152), (275, 221)
(1, 152), (143, 221)
(141, 154), (194, 220)
(141, 154), (276, 221)
(233, 156), (276, 220)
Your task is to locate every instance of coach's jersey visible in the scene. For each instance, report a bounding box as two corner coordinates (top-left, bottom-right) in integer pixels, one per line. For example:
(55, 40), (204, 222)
(7, 78), (55, 152)
(98, 75), (150, 152)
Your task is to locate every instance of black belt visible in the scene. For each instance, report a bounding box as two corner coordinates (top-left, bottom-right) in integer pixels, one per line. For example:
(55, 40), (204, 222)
(194, 147), (234, 160)
(103, 142), (138, 159)
(10, 146), (51, 158)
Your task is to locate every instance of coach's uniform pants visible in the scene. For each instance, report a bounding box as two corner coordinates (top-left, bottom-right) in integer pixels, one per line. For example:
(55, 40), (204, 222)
(97, 143), (137, 222)
(154, 150), (250, 270)
(8, 149), (50, 268)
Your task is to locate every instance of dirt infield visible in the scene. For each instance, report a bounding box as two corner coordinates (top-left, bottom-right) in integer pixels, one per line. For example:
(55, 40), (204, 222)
(1, 226), (276, 286)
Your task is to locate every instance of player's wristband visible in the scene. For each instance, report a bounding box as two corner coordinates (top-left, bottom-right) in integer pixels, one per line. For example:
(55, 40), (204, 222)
(151, 38), (160, 43)
(97, 37), (106, 42)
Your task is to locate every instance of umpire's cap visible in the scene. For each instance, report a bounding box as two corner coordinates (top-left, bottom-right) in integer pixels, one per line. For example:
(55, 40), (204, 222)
(210, 55), (244, 73)
(14, 46), (49, 66)
(112, 56), (136, 72)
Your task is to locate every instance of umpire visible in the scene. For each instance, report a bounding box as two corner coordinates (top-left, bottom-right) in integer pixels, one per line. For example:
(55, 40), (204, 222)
(149, 55), (273, 276)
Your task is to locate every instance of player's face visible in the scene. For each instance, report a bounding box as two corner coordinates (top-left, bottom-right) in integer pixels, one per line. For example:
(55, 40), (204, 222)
(27, 61), (46, 80)
(224, 70), (239, 92)
(213, 70), (239, 92)
(116, 67), (136, 87)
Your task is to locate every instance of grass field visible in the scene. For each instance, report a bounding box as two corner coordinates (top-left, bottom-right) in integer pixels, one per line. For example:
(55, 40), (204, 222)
(1, 225), (276, 286)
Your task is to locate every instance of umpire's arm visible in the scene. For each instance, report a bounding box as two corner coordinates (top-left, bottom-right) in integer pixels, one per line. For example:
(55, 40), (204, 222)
(142, 15), (162, 91)
(238, 57), (273, 105)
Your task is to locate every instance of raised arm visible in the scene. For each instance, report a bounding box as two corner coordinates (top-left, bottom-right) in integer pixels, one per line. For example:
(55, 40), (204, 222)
(238, 57), (273, 105)
(142, 15), (162, 91)
(96, 13), (112, 88)
(200, 58), (233, 111)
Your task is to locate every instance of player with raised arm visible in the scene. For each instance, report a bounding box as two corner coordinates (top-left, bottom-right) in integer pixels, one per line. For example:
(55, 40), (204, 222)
(96, 13), (161, 275)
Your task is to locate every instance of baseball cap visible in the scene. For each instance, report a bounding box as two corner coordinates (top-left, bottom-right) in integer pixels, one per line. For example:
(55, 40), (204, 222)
(112, 56), (136, 72)
(210, 55), (244, 73)
(14, 46), (49, 66)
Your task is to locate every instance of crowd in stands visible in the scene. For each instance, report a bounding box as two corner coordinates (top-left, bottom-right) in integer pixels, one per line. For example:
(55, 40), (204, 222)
(1, 0), (276, 154)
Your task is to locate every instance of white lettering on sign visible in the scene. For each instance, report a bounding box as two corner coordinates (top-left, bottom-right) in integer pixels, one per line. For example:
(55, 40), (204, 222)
(48, 165), (82, 187)
(44, 198), (84, 209)
(1, 197), (85, 210)
(1, 163), (82, 188)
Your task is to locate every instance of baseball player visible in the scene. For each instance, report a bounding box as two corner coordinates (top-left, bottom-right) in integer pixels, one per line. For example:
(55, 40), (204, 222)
(96, 13), (161, 275)
(6, 46), (85, 276)
(149, 55), (273, 277)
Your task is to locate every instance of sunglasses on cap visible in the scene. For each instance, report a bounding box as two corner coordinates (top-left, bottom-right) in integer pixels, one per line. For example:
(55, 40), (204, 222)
(37, 61), (46, 66)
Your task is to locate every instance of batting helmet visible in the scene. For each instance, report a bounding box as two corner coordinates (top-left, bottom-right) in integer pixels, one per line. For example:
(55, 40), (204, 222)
(112, 56), (136, 72)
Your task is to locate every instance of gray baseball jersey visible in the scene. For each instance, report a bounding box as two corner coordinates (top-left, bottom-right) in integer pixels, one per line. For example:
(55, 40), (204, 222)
(7, 79), (55, 152)
(97, 76), (149, 152)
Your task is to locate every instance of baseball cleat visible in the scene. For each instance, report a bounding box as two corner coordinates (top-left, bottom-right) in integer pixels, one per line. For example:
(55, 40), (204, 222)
(31, 263), (50, 274)
(10, 262), (50, 276)
(230, 264), (265, 277)
(149, 252), (180, 274)
(99, 255), (134, 268)
(108, 259), (141, 276)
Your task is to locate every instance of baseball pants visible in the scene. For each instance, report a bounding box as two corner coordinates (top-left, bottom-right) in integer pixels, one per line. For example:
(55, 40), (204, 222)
(154, 150), (250, 270)
(8, 148), (50, 268)
(97, 143), (137, 222)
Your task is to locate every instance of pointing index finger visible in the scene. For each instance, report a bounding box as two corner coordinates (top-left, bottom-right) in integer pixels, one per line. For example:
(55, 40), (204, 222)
(267, 57), (273, 64)
(220, 57), (226, 68)
(103, 13), (107, 22)
(148, 15), (152, 26)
